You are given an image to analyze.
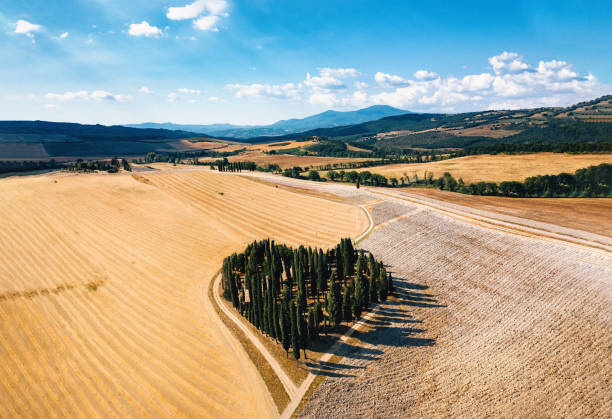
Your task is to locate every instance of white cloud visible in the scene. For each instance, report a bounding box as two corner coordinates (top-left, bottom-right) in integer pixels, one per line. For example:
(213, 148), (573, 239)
(178, 88), (201, 94)
(139, 87), (152, 94)
(319, 68), (361, 78)
(489, 51), (530, 74)
(204, 0), (229, 15)
(304, 72), (345, 91)
(167, 0), (228, 19)
(374, 72), (410, 87)
(45, 90), (132, 102)
(90, 90), (132, 102)
(43, 104), (57, 109)
(45, 91), (90, 101)
(167, 0), (206, 20)
(193, 15), (219, 31)
(128, 21), (163, 38)
(208, 96), (219, 101)
(414, 70), (439, 80)
(309, 93), (338, 107)
(342, 91), (369, 107)
(368, 52), (606, 111)
(167, 92), (179, 102)
(59, 32), (69, 39)
(460, 73), (494, 91)
(226, 83), (301, 99)
(15, 20), (42, 35)
(226, 53), (606, 112)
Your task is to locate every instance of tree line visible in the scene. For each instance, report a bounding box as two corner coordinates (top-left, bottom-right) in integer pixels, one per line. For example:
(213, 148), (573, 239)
(460, 141), (612, 156)
(435, 163), (611, 197)
(221, 238), (393, 359)
(319, 163), (611, 198)
(211, 158), (257, 172)
(0, 159), (62, 175)
(64, 158), (131, 173)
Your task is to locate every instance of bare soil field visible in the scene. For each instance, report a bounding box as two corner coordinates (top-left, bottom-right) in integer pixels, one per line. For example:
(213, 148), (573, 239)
(0, 168), (367, 417)
(351, 153), (612, 183)
(403, 188), (612, 237)
(301, 200), (612, 418)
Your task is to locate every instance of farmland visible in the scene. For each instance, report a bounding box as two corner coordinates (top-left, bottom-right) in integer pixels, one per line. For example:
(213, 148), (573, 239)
(348, 152), (612, 183)
(300, 191), (612, 418)
(1, 165), (610, 418)
(199, 150), (369, 170)
(0, 168), (366, 417)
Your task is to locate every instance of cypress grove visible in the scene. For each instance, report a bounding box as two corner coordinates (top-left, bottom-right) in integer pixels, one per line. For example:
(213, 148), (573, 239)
(220, 238), (392, 359)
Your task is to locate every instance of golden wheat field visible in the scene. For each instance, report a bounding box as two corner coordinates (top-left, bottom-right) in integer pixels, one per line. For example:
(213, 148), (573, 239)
(351, 153), (612, 183)
(200, 150), (369, 169)
(0, 168), (367, 418)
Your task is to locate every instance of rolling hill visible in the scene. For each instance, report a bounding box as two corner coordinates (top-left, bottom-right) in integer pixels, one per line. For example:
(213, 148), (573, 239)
(0, 121), (212, 159)
(126, 105), (409, 138)
(246, 95), (612, 149)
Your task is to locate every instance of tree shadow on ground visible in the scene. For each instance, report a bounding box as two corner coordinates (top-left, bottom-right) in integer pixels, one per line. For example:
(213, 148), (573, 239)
(305, 275), (439, 378)
(304, 359), (365, 377)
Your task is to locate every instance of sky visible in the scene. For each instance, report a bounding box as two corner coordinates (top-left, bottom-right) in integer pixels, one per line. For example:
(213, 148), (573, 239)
(1, 0), (611, 125)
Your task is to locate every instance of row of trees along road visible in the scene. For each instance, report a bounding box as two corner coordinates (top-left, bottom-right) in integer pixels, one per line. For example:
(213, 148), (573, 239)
(221, 238), (393, 359)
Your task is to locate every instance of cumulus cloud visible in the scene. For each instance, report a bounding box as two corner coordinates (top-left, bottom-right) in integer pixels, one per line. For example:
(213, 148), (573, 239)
(167, 92), (179, 102)
(319, 68), (361, 78)
(305, 72), (345, 91)
(178, 88), (201, 94)
(59, 32), (69, 39)
(167, 0), (227, 20)
(45, 90), (132, 102)
(208, 96), (219, 101)
(128, 21), (163, 38)
(139, 87), (152, 94)
(227, 53), (605, 112)
(226, 83), (301, 99)
(167, 0), (228, 33)
(374, 72), (410, 87)
(369, 52), (605, 111)
(193, 15), (219, 31)
(414, 70), (439, 80)
(15, 20), (42, 35)
(489, 51), (530, 74)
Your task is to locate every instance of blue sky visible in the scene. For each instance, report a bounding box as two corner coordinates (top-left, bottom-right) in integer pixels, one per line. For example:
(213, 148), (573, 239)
(1, 0), (611, 125)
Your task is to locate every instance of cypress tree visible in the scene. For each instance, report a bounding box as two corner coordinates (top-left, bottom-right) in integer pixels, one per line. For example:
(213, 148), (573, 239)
(290, 301), (300, 360)
(335, 244), (344, 285)
(378, 267), (388, 302)
(327, 274), (343, 328)
(388, 272), (394, 294)
(296, 301), (307, 358)
(353, 269), (366, 317)
(342, 283), (354, 322)
(307, 308), (316, 341)
(369, 273), (378, 304)
(280, 286), (291, 357)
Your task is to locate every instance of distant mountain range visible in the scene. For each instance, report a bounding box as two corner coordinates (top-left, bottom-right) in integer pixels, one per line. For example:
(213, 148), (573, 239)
(1, 96), (610, 160)
(125, 105), (410, 139)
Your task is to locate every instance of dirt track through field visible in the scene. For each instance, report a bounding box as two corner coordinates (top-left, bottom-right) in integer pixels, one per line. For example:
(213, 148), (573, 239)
(0, 170), (367, 418)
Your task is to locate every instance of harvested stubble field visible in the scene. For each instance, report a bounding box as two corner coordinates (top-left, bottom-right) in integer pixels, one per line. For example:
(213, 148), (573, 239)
(402, 187), (612, 237)
(351, 152), (612, 183)
(200, 150), (369, 170)
(0, 168), (367, 417)
(301, 198), (612, 418)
